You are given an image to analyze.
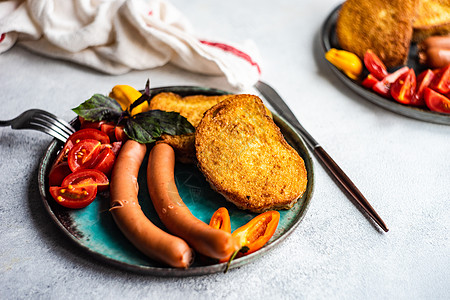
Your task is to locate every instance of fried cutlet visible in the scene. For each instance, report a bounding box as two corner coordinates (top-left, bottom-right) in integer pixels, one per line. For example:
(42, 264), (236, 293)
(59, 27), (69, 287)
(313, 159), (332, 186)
(336, 0), (418, 68)
(413, 0), (450, 42)
(149, 92), (231, 163)
(195, 94), (307, 213)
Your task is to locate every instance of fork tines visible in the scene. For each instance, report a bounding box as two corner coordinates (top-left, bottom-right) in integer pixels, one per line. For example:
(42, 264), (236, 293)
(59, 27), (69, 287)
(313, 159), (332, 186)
(1, 109), (76, 143)
(29, 110), (75, 142)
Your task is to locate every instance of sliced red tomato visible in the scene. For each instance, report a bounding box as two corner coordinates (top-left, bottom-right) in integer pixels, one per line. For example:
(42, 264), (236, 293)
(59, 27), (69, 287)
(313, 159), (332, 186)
(89, 146), (115, 176)
(429, 65), (450, 94)
(61, 169), (109, 191)
(413, 69), (435, 106)
(79, 118), (107, 130)
(362, 74), (379, 89)
(114, 125), (126, 142)
(364, 50), (389, 80)
(67, 128), (110, 145)
(391, 69), (416, 105)
(100, 123), (116, 142)
(52, 140), (75, 167)
(67, 139), (102, 172)
(53, 128), (110, 167)
(372, 66), (409, 97)
(49, 184), (97, 209)
(48, 161), (72, 187)
(424, 88), (450, 114)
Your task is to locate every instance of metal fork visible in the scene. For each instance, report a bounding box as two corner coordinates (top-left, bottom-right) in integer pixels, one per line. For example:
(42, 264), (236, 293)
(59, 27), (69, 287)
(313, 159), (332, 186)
(0, 109), (75, 143)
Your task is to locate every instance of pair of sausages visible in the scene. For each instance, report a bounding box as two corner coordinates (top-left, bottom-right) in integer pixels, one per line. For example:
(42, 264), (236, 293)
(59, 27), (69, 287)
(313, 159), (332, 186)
(109, 140), (238, 268)
(418, 36), (450, 69)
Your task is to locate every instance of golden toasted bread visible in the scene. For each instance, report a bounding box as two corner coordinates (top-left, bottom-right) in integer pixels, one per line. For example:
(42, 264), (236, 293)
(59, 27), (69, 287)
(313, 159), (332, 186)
(336, 0), (418, 68)
(413, 0), (450, 42)
(195, 94), (307, 213)
(149, 92), (231, 163)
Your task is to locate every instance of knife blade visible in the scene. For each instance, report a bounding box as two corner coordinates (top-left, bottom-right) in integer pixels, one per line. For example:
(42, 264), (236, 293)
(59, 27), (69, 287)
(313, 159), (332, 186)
(255, 80), (389, 232)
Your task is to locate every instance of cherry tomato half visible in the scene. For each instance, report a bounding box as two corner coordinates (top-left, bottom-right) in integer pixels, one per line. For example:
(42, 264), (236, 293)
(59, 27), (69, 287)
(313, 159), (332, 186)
(79, 117), (107, 130)
(391, 69), (417, 105)
(424, 88), (450, 114)
(414, 69), (435, 106)
(430, 65), (450, 95)
(364, 50), (389, 80)
(114, 125), (126, 142)
(67, 139), (102, 172)
(89, 146), (115, 177)
(67, 128), (110, 145)
(362, 74), (379, 89)
(100, 123), (116, 142)
(372, 66), (409, 97)
(52, 128), (111, 167)
(61, 169), (109, 191)
(49, 184), (97, 209)
(48, 161), (72, 187)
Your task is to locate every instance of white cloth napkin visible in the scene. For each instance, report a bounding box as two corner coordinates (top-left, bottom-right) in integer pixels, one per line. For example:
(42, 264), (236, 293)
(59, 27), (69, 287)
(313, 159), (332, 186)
(0, 0), (261, 89)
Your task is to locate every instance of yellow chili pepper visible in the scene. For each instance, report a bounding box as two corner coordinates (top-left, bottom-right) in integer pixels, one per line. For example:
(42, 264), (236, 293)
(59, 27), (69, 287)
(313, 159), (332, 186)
(325, 48), (363, 80)
(109, 85), (149, 116)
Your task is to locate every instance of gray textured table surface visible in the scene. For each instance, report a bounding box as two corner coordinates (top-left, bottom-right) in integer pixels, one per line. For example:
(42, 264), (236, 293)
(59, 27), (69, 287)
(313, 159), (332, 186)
(1, 0), (449, 299)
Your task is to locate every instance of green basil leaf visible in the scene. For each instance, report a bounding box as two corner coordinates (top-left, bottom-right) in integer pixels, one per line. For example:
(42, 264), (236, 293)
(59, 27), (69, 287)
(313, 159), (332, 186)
(124, 110), (195, 143)
(72, 94), (123, 122)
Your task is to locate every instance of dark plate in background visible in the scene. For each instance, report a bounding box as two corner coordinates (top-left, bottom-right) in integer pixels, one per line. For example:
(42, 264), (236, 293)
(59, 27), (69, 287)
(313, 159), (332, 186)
(320, 4), (450, 125)
(38, 86), (314, 276)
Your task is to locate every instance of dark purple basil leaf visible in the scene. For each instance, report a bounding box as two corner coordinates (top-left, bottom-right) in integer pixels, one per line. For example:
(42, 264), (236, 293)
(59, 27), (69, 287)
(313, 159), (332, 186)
(72, 94), (123, 122)
(124, 110), (194, 143)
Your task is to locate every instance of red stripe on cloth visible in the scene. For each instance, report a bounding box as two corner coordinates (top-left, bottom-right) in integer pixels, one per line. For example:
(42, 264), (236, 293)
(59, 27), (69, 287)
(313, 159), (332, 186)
(0, 34), (5, 43)
(199, 40), (261, 74)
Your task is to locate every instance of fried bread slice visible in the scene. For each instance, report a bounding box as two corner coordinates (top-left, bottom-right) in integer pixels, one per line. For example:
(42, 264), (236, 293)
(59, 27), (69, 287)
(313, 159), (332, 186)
(149, 92), (231, 163)
(336, 0), (417, 68)
(195, 94), (307, 213)
(413, 0), (450, 42)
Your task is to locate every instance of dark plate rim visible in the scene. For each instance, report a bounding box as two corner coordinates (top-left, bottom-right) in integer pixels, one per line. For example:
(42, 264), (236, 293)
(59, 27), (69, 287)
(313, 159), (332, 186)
(320, 4), (450, 125)
(37, 85), (315, 277)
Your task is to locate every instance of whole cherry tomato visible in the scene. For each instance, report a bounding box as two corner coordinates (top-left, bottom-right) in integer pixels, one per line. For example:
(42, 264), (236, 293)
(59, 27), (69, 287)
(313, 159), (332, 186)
(391, 69), (417, 105)
(424, 88), (450, 114)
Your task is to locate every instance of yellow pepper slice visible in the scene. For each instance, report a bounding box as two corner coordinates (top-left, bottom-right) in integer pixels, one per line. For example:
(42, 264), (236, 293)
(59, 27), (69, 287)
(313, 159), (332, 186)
(109, 85), (149, 116)
(325, 48), (363, 80)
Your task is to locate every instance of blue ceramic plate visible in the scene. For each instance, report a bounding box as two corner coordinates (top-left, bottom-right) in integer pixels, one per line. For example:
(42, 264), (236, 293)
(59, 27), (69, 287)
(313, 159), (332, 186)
(38, 86), (314, 276)
(321, 5), (450, 125)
